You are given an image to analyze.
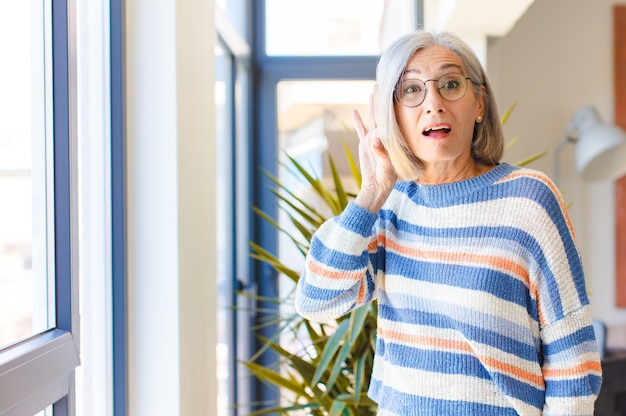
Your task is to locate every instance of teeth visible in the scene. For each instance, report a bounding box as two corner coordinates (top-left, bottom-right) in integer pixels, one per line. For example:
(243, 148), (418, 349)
(424, 127), (450, 135)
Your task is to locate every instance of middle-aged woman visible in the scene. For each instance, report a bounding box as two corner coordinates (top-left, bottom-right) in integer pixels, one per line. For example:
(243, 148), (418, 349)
(295, 30), (602, 415)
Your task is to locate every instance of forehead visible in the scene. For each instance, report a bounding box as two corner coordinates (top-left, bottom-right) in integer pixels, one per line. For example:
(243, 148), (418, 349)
(403, 45), (465, 76)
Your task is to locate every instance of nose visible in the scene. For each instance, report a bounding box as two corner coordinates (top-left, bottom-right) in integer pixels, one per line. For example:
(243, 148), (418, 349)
(422, 80), (445, 113)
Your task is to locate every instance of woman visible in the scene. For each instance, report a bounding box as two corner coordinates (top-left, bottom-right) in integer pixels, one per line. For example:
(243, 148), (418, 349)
(295, 30), (602, 415)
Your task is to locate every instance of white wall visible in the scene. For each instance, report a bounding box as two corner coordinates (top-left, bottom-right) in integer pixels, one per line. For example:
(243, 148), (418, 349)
(488, 0), (626, 327)
(125, 0), (217, 414)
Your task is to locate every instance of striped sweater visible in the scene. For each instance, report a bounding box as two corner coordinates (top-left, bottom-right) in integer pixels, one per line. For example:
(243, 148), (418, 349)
(295, 163), (602, 416)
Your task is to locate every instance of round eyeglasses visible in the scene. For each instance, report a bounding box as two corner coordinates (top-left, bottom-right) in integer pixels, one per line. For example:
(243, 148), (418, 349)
(394, 73), (472, 108)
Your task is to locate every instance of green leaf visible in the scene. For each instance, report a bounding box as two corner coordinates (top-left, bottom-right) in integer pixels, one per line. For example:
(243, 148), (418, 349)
(329, 400), (348, 416)
(501, 101), (517, 125)
(274, 189), (325, 230)
(312, 319), (351, 386)
(325, 335), (353, 392)
(343, 138), (362, 188)
(516, 150), (548, 167)
(348, 305), (369, 347)
(285, 153), (341, 214)
(244, 402), (322, 416)
(242, 361), (310, 398)
(328, 154), (349, 211)
(504, 135), (520, 151)
(248, 241), (301, 283)
(353, 353), (366, 403)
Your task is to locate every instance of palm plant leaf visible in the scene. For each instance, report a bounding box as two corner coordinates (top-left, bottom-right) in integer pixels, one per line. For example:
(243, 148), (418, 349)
(516, 150), (548, 167)
(312, 319), (350, 386)
(348, 305), (369, 346)
(501, 101), (517, 125)
(243, 361), (309, 398)
(343, 139), (362, 188)
(284, 153), (341, 214)
(329, 400), (349, 416)
(324, 336), (353, 394)
(328, 154), (349, 209)
(248, 241), (301, 283)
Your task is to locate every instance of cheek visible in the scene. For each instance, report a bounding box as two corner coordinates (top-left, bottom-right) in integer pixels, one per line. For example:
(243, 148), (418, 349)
(394, 105), (419, 137)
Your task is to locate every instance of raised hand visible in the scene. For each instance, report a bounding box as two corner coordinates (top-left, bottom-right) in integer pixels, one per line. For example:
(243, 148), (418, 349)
(352, 86), (398, 213)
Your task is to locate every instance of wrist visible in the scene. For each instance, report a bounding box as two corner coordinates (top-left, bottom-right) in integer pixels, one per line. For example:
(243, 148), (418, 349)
(354, 186), (391, 214)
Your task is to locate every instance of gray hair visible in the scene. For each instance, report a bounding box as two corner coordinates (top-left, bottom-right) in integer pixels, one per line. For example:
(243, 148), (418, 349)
(376, 30), (504, 181)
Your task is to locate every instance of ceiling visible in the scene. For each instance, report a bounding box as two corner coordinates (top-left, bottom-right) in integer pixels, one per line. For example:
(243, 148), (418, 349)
(423, 0), (536, 37)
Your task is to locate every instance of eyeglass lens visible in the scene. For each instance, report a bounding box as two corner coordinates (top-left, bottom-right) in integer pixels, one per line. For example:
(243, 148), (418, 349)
(396, 73), (469, 107)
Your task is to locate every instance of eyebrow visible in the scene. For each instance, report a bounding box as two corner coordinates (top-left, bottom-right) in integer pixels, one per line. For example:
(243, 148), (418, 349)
(404, 63), (464, 76)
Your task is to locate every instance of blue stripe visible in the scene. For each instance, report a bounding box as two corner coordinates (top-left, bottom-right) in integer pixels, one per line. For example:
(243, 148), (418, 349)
(545, 375), (603, 397)
(376, 341), (545, 409)
(378, 222), (568, 323)
(309, 235), (368, 270)
(543, 326), (597, 355)
(490, 372), (545, 408)
(369, 380), (520, 416)
(384, 251), (531, 306)
(298, 276), (357, 303)
(390, 172), (588, 317)
(381, 341), (493, 378)
(379, 304), (539, 361)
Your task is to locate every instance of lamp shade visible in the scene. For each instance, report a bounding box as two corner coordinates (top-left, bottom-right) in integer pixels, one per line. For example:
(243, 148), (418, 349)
(572, 106), (626, 181)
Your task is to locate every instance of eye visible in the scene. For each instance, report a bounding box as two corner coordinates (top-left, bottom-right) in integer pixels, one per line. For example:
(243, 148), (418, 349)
(441, 79), (460, 90)
(402, 80), (424, 95)
(439, 74), (464, 90)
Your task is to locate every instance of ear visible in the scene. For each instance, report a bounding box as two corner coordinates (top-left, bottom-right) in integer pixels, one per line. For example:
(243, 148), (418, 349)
(475, 85), (486, 122)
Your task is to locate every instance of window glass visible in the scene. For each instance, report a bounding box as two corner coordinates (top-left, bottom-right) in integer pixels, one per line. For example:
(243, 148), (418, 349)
(275, 82), (373, 403)
(216, 0), (248, 41)
(35, 405), (53, 415)
(265, 0), (384, 56)
(0, 1), (54, 348)
(276, 80), (373, 266)
(215, 42), (234, 416)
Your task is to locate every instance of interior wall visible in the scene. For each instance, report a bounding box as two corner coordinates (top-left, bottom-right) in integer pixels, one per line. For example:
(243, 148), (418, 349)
(488, 0), (626, 328)
(125, 0), (217, 414)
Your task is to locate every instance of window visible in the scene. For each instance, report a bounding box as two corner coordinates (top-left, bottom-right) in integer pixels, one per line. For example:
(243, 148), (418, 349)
(0, 1), (80, 414)
(265, 0), (385, 56)
(248, 0), (419, 411)
(0, 0), (55, 350)
(216, 3), (252, 416)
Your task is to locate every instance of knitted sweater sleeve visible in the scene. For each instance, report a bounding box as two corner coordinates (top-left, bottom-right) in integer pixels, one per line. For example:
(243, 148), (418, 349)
(523, 174), (603, 414)
(295, 202), (382, 322)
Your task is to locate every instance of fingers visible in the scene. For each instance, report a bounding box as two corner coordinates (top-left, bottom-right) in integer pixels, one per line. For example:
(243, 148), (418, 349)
(369, 84), (378, 129)
(354, 84), (379, 141)
(352, 109), (366, 140)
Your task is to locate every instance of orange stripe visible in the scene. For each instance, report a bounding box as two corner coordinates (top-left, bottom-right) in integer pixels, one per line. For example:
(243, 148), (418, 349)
(379, 327), (473, 353)
(380, 327), (545, 387)
(498, 171), (575, 328)
(357, 277), (366, 305)
(542, 360), (603, 378)
(306, 257), (364, 281)
(481, 356), (544, 386)
(379, 235), (535, 292)
(498, 171), (576, 241)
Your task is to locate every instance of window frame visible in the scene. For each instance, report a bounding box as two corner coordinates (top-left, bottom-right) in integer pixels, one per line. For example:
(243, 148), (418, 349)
(249, 0), (426, 409)
(216, 3), (254, 414)
(110, 0), (127, 414)
(249, 1), (381, 409)
(0, 0), (80, 415)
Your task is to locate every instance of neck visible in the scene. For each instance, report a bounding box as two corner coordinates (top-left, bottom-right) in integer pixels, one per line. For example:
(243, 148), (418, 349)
(418, 159), (492, 185)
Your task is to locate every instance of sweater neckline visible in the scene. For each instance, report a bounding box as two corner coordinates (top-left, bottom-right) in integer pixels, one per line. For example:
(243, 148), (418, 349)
(412, 162), (517, 205)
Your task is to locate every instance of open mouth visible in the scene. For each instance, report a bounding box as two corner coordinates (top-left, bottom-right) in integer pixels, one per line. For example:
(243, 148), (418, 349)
(423, 127), (451, 136)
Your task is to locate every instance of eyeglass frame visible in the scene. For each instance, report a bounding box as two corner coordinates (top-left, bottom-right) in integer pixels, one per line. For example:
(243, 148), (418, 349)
(393, 73), (475, 108)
